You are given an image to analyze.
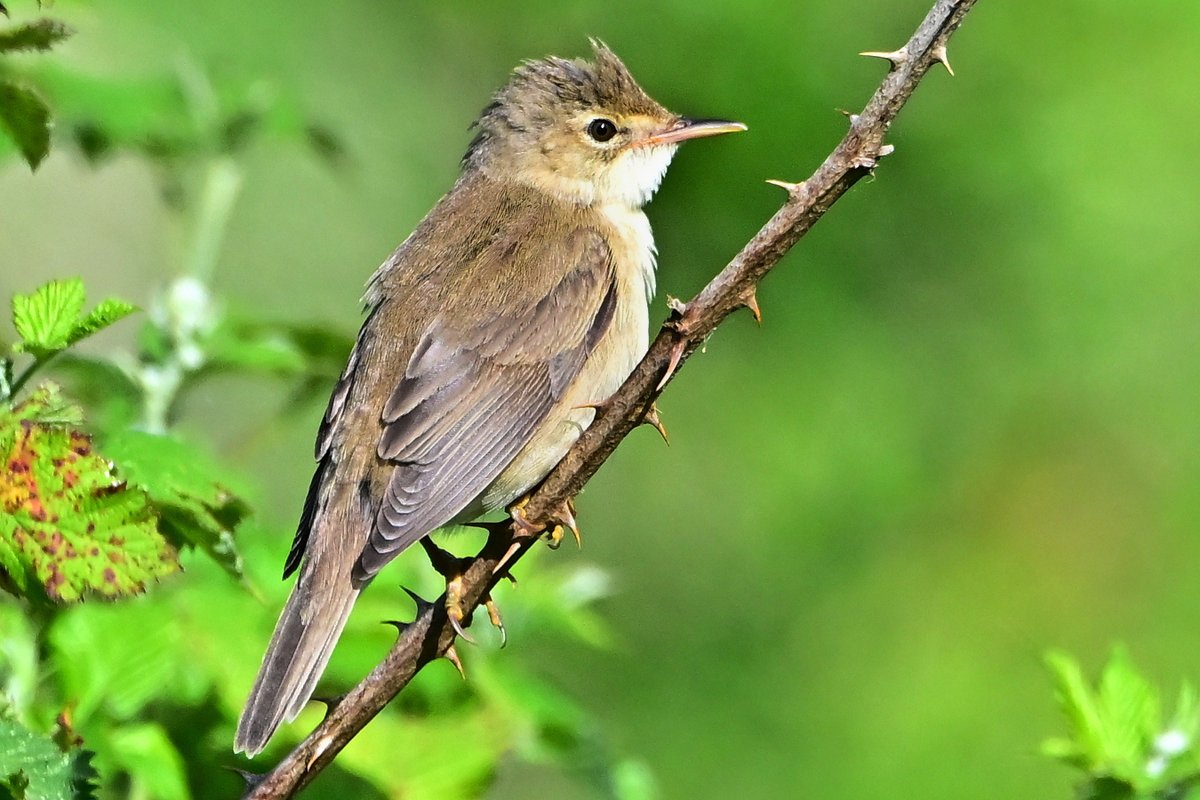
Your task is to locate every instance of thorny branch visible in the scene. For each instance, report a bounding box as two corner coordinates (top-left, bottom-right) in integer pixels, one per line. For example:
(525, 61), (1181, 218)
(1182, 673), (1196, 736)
(242, 0), (979, 795)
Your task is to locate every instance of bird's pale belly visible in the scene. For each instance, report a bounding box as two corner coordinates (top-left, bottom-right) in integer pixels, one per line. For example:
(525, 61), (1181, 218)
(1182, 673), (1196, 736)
(474, 202), (655, 515)
(476, 288), (649, 513)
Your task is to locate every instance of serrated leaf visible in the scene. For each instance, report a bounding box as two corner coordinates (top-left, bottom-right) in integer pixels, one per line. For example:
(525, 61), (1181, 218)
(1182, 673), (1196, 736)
(0, 394), (180, 602)
(1098, 645), (1159, 780)
(11, 279), (85, 357)
(99, 430), (248, 580)
(0, 80), (51, 170)
(0, 382), (83, 428)
(0, 718), (95, 800)
(66, 298), (137, 347)
(1046, 650), (1107, 769)
(0, 17), (73, 53)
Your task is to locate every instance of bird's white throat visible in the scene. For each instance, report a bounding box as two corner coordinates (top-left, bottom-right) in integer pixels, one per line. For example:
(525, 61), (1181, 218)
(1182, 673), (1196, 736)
(601, 143), (678, 208)
(510, 143), (678, 209)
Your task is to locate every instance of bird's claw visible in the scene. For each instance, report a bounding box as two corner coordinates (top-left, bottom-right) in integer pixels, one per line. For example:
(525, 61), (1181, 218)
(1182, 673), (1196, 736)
(420, 536), (508, 646)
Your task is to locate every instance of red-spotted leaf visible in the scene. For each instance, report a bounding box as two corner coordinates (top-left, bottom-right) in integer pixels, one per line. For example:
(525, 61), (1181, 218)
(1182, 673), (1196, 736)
(0, 388), (179, 602)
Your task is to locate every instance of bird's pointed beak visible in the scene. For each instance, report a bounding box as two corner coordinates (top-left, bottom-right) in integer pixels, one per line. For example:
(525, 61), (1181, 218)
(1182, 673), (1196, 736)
(643, 117), (747, 147)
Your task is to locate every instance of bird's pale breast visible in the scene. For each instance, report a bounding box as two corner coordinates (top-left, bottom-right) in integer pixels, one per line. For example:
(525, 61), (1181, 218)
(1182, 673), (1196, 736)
(477, 202), (656, 511)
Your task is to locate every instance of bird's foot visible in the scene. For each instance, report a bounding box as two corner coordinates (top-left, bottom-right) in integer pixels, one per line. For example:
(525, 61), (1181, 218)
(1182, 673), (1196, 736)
(419, 536), (507, 646)
(510, 495), (581, 550)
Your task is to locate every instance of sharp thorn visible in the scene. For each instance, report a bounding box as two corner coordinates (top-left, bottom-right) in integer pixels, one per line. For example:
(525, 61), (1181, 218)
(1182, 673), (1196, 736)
(444, 645), (466, 679)
(878, 143), (895, 157)
(493, 539), (524, 577)
(642, 402), (670, 445)
(311, 693), (347, 722)
(227, 767), (266, 793)
(666, 295), (688, 316)
(859, 48), (908, 69)
(656, 339), (686, 392)
(400, 586), (435, 614)
(380, 619), (411, 637)
(765, 178), (799, 192)
(744, 292), (762, 324)
(932, 43), (955, 76)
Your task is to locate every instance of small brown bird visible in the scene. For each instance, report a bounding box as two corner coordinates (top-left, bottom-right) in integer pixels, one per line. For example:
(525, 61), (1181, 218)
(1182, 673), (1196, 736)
(234, 40), (744, 755)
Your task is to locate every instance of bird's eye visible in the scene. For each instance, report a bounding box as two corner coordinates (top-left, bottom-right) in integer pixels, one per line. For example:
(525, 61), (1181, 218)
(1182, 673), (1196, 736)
(586, 118), (618, 143)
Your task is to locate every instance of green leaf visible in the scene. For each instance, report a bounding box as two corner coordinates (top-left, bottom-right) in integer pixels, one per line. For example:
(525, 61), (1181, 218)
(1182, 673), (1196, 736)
(1045, 650), (1107, 769)
(0, 390), (180, 602)
(103, 724), (189, 800)
(0, 80), (51, 170)
(98, 430), (248, 580)
(0, 382), (83, 427)
(0, 18), (73, 53)
(39, 355), (140, 434)
(206, 323), (307, 375)
(0, 605), (39, 718)
(1098, 645), (1159, 781)
(0, 718), (96, 800)
(66, 299), (137, 347)
(48, 600), (195, 725)
(10, 281), (136, 367)
(11, 279), (85, 357)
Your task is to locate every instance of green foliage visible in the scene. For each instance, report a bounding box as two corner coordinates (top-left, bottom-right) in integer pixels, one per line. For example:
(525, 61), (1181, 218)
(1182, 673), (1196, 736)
(99, 431), (248, 581)
(10, 279), (135, 361)
(1044, 648), (1200, 799)
(0, 271), (622, 796)
(0, 13), (73, 169)
(0, 717), (97, 800)
(0, 18), (72, 54)
(0, 81), (50, 169)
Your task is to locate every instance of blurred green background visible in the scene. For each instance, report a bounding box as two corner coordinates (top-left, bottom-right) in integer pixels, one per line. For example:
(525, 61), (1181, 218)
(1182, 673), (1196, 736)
(4, 0), (1200, 797)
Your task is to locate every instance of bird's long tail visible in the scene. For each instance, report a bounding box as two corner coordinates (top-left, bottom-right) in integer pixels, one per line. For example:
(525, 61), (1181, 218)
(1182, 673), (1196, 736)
(234, 506), (362, 756)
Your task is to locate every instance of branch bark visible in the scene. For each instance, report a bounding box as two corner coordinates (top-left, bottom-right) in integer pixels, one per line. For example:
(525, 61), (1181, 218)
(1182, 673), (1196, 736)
(243, 1), (978, 795)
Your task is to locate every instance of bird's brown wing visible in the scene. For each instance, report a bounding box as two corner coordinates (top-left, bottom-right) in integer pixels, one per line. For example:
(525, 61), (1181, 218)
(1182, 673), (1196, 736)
(354, 224), (617, 583)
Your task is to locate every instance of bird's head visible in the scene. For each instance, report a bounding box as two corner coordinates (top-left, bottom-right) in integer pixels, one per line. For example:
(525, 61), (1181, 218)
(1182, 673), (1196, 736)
(464, 40), (745, 209)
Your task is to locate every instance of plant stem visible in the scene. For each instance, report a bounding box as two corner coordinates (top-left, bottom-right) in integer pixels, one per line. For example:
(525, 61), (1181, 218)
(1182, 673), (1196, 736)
(187, 157), (243, 283)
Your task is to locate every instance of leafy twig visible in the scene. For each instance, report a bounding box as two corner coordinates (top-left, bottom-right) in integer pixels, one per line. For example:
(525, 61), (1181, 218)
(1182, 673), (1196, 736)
(242, 0), (978, 795)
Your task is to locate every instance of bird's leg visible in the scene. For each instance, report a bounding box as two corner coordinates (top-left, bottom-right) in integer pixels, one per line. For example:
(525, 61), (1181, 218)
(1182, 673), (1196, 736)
(419, 536), (507, 646)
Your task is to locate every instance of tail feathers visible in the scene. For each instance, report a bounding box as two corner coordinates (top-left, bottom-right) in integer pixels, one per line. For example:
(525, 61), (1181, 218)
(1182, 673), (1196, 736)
(234, 566), (360, 756)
